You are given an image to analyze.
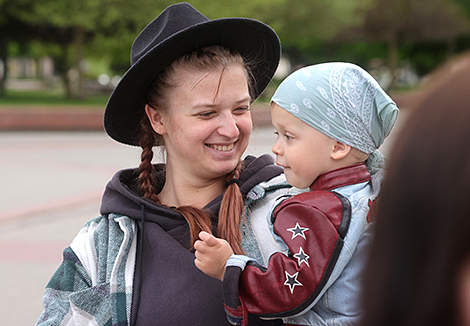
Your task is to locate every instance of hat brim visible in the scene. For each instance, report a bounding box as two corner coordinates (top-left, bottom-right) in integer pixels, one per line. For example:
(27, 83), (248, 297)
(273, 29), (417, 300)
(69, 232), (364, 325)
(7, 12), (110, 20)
(104, 18), (281, 146)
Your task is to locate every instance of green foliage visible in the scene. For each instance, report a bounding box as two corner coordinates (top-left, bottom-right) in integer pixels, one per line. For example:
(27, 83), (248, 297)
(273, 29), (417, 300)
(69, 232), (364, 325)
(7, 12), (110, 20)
(325, 0), (470, 87)
(274, 0), (373, 45)
(450, 0), (470, 17)
(7, 41), (20, 56)
(3, 0), (470, 96)
(85, 57), (113, 79)
(0, 89), (108, 107)
(401, 41), (449, 75)
(28, 0), (101, 28)
(179, 0), (375, 68)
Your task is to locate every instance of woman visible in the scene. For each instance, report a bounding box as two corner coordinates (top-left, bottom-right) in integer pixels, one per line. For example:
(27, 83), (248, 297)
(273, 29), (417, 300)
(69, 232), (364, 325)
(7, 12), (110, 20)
(36, 3), (288, 325)
(361, 57), (470, 326)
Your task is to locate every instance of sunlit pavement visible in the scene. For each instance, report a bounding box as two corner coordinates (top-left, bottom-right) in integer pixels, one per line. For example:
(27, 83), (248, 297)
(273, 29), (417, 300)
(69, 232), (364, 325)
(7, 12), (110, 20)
(0, 111), (407, 325)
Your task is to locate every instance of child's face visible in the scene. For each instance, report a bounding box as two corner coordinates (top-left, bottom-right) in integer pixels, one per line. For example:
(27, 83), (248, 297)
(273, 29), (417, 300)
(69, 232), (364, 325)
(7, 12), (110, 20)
(271, 103), (337, 188)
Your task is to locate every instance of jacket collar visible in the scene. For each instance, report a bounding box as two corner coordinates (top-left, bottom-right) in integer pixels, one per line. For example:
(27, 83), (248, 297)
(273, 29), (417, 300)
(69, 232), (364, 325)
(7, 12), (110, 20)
(310, 163), (370, 191)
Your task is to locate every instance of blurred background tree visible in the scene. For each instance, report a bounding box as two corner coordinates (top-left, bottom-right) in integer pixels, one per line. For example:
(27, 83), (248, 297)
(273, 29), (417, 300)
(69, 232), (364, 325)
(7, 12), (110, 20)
(333, 0), (469, 88)
(1, 0), (469, 98)
(11, 0), (162, 99)
(0, 0), (38, 98)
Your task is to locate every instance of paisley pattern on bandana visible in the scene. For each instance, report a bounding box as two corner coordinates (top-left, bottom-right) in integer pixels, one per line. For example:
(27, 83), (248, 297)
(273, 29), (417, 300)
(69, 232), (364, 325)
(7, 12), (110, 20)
(271, 62), (399, 173)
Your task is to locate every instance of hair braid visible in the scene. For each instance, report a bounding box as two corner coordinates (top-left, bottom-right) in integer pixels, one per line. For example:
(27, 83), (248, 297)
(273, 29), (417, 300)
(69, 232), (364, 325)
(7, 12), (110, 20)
(218, 161), (245, 255)
(138, 116), (213, 250)
(138, 117), (159, 202)
(174, 206), (212, 251)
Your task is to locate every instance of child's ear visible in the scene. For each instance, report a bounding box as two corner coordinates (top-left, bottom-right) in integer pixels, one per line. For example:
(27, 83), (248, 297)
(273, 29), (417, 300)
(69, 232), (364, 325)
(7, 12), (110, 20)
(145, 104), (167, 135)
(331, 141), (351, 160)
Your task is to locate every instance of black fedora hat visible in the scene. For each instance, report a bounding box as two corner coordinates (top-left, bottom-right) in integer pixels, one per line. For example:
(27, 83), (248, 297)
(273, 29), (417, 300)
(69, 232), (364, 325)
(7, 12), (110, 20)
(104, 2), (281, 146)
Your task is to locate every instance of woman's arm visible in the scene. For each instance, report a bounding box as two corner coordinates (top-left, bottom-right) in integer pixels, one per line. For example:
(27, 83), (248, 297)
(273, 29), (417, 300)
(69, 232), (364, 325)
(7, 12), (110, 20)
(36, 215), (136, 326)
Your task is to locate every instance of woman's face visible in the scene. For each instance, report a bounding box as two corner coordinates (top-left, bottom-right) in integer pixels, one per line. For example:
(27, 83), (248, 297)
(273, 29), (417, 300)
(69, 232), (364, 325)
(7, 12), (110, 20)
(149, 64), (252, 182)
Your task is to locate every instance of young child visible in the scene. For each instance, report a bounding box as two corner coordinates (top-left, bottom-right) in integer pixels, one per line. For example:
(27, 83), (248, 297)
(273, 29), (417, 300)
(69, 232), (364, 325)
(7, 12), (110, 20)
(194, 62), (399, 325)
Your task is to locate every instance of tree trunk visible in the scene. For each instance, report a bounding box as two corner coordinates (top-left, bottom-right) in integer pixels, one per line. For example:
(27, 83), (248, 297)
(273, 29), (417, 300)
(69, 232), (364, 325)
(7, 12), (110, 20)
(0, 37), (8, 98)
(447, 37), (457, 59)
(387, 34), (399, 90)
(73, 26), (86, 100)
(55, 43), (72, 99)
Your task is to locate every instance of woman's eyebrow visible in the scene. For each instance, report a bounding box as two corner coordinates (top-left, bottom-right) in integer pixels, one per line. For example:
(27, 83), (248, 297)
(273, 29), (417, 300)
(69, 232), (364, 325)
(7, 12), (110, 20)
(192, 96), (251, 109)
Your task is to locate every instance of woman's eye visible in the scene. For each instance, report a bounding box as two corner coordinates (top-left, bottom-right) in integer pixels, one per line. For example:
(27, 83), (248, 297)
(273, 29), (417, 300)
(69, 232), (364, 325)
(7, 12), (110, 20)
(274, 131), (279, 138)
(198, 111), (215, 118)
(234, 106), (250, 114)
(284, 134), (293, 141)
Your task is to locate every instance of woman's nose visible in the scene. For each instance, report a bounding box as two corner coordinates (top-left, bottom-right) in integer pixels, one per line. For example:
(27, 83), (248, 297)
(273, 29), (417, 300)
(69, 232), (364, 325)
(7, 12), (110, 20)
(218, 114), (239, 138)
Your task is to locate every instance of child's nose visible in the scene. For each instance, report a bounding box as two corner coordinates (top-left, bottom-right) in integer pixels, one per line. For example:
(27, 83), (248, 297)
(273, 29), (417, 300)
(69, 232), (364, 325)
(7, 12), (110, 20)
(272, 140), (282, 155)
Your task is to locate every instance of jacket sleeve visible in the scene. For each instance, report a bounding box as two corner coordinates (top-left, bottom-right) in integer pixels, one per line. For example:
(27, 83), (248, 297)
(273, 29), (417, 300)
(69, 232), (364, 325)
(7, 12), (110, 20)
(36, 246), (94, 326)
(223, 190), (352, 323)
(36, 214), (136, 326)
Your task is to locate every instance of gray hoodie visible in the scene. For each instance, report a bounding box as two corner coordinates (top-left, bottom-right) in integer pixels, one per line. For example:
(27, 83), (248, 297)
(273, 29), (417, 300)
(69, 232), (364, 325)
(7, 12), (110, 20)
(99, 154), (285, 326)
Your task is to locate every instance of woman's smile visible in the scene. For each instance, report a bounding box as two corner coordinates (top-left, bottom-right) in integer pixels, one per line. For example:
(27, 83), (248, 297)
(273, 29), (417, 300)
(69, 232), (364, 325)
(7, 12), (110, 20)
(205, 142), (236, 152)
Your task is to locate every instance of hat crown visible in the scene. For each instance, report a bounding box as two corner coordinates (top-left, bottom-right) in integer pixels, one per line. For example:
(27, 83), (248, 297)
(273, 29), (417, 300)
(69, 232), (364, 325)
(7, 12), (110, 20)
(131, 3), (209, 65)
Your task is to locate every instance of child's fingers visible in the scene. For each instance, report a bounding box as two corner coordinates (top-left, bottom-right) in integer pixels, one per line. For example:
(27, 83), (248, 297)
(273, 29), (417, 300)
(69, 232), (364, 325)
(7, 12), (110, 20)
(193, 239), (208, 253)
(198, 231), (219, 247)
(198, 231), (212, 241)
(194, 257), (204, 271)
(194, 245), (208, 263)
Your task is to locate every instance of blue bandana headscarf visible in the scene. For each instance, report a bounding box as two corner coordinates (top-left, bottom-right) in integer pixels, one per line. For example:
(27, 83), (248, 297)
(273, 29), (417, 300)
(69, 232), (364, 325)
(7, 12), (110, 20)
(271, 62), (399, 173)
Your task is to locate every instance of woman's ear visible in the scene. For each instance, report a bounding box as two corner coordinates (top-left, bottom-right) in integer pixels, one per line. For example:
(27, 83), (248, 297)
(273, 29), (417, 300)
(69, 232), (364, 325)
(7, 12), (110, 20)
(331, 141), (351, 160)
(145, 104), (167, 135)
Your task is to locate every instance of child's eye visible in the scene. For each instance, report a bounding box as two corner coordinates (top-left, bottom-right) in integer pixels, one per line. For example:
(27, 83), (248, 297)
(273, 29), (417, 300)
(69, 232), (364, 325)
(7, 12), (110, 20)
(274, 131), (292, 141)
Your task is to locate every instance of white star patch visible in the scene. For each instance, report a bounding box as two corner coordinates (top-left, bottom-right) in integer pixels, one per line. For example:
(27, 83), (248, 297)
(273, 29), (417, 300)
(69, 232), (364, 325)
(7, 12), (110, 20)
(284, 271), (303, 294)
(293, 247), (310, 267)
(287, 222), (309, 240)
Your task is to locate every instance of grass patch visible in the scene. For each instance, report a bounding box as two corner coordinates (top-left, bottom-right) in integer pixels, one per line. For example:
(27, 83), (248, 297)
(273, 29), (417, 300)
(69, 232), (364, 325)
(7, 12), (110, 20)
(0, 89), (109, 109)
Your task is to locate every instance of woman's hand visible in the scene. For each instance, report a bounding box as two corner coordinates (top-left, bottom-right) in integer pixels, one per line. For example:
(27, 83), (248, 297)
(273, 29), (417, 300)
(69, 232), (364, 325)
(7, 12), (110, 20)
(194, 231), (234, 281)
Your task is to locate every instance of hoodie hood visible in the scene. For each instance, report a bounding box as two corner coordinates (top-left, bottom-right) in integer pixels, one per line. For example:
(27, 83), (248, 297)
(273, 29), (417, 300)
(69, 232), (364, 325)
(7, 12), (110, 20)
(100, 154), (283, 325)
(100, 154), (283, 236)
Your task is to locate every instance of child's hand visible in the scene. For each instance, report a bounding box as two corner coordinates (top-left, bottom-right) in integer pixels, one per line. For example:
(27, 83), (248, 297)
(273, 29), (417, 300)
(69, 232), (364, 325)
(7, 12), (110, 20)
(194, 231), (233, 281)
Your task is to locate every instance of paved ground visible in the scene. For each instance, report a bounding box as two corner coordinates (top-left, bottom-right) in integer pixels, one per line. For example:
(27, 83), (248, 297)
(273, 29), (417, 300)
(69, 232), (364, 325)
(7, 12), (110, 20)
(0, 110), (408, 325)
